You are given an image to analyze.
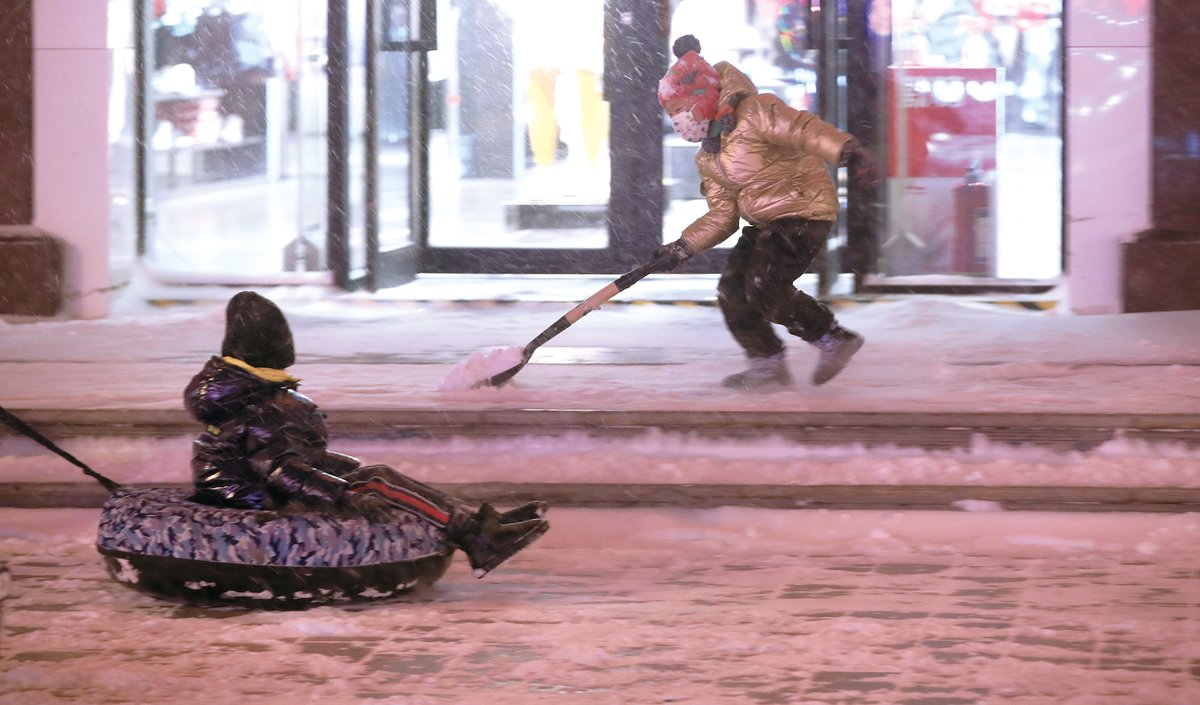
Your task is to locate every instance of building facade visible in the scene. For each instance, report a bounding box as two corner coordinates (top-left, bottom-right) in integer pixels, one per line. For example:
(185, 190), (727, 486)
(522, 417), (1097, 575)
(2, 1), (1194, 319)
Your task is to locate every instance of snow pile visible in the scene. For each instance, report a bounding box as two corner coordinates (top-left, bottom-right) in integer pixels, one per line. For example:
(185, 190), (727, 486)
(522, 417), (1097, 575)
(5, 426), (1200, 488)
(3, 294), (1199, 415)
(438, 345), (526, 391)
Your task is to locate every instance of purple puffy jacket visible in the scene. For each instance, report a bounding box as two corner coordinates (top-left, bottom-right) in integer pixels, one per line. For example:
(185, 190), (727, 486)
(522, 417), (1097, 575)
(183, 356), (360, 510)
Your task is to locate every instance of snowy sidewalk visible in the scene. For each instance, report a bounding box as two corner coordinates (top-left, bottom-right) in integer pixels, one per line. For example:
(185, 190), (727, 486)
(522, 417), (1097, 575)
(2, 507), (1198, 704)
(5, 283), (1198, 703)
(1, 282), (1199, 500)
(3, 284), (1198, 417)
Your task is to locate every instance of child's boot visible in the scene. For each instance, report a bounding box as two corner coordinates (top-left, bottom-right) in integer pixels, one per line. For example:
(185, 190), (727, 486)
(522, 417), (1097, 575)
(810, 325), (864, 385)
(449, 504), (549, 578)
(721, 352), (792, 389)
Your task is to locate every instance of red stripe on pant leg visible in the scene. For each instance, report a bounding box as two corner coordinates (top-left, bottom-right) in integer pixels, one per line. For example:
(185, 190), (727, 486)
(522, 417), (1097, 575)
(350, 479), (451, 525)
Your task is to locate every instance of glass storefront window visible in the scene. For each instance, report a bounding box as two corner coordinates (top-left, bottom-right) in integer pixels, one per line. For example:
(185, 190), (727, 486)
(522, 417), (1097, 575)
(884, 0), (1063, 280)
(144, 0), (337, 279)
(423, 0), (610, 250)
(135, 0), (1062, 286)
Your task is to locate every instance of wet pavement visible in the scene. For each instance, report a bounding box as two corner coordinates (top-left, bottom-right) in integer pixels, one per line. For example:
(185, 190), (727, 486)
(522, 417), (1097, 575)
(2, 507), (1198, 704)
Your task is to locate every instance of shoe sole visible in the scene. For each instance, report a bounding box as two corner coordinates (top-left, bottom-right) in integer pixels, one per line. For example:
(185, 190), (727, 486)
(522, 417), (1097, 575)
(721, 375), (793, 390)
(472, 521), (550, 578)
(721, 370), (794, 390)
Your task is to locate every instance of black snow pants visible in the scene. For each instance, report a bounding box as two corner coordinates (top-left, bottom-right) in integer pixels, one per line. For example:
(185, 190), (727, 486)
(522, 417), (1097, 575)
(717, 218), (836, 358)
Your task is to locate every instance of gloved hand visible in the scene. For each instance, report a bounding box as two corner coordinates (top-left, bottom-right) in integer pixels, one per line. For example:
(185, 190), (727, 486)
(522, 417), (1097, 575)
(267, 458), (347, 507)
(651, 239), (694, 272)
(840, 138), (881, 190)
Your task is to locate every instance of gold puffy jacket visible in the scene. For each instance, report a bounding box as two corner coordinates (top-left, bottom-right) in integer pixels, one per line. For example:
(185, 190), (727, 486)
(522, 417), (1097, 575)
(680, 62), (852, 254)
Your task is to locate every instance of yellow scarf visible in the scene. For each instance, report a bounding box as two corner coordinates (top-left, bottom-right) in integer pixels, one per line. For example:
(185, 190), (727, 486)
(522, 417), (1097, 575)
(222, 356), (300, 384)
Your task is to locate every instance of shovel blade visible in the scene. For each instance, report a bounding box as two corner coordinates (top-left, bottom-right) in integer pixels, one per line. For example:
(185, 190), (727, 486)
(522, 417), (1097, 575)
(481, 363), (525, 387)
(475, 353), (531, 388)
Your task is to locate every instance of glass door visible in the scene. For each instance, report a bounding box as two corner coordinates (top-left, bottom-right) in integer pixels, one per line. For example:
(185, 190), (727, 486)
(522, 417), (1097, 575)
(384, 0), (669, 276)
(429, 0), (609, 251)
(359, 0), (423, 290)
(141, 0), (331, 281)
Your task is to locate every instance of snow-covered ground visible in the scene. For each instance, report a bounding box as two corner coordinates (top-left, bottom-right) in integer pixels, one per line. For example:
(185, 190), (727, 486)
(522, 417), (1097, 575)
(3, 278), (1199, 417)
(1, 280), (1198, 489)
(2, 282), (1199, 702)
(4, 428), (1200, 492)
(2, 507), (1198, 704)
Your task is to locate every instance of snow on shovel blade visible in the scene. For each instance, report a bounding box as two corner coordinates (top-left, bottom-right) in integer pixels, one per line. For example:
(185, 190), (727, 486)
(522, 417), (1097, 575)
(438, 345), (528, 392)
(482, 354), (530, 388)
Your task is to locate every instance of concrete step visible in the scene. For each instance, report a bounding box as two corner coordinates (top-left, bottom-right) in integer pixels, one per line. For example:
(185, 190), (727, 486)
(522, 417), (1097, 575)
(6, 481), (1200, 513)
(7, 408), (1200, 452)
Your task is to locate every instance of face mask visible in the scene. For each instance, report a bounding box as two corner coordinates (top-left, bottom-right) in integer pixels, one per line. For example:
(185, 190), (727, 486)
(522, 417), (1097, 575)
(670, 109), (712, 143)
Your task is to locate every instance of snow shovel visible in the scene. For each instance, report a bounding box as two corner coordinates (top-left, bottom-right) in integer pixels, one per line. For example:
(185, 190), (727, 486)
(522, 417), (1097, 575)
(480, 252), (674, 388)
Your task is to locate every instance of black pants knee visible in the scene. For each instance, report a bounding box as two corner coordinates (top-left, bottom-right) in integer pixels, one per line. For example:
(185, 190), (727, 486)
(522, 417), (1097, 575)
(717, 218), (836, 357)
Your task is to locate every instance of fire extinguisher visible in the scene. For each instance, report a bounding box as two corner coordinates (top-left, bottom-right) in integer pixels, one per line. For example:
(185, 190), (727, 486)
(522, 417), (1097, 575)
(954, 165), (995, 275)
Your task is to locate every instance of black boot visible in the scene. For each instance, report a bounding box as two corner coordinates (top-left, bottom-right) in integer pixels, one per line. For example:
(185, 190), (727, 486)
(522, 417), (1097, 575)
(499, 501), (548, 524)
(449, 504), (549, 578)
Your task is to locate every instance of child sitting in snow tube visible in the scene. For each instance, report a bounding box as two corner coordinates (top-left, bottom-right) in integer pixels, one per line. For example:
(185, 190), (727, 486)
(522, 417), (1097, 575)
(187, 291), (549, 577)
(98, 292), (548, 607)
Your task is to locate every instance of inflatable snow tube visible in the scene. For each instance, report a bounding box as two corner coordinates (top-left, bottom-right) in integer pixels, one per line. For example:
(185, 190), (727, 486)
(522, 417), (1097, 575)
(96, 487), (454, 608)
